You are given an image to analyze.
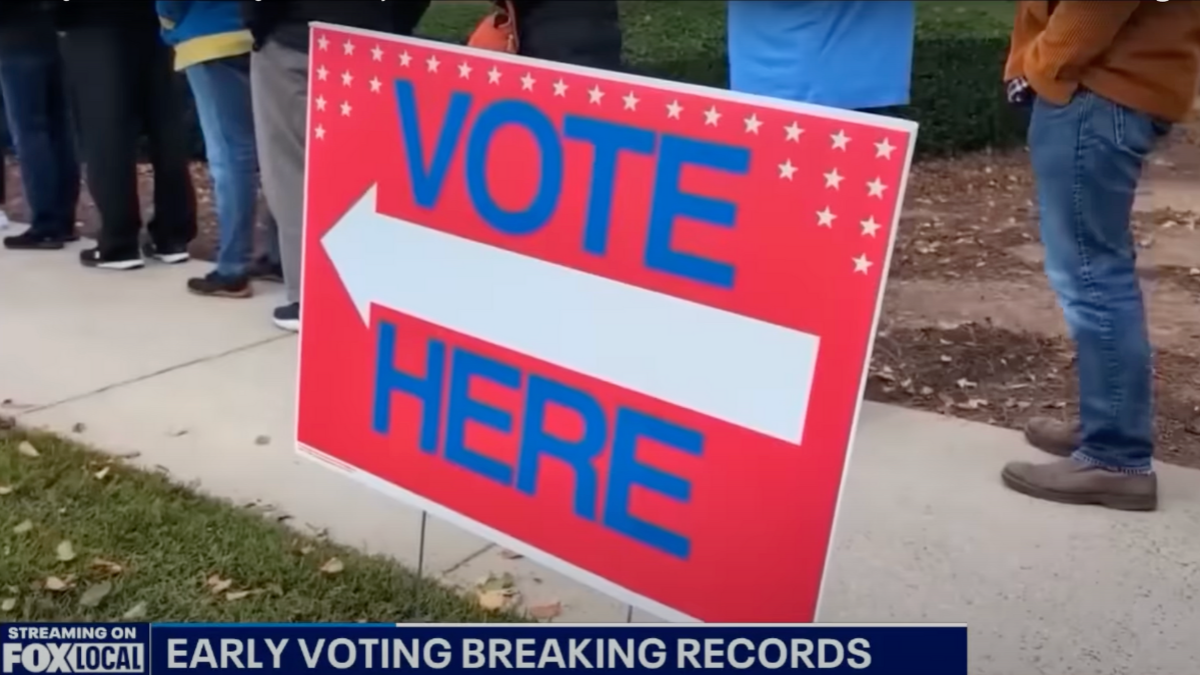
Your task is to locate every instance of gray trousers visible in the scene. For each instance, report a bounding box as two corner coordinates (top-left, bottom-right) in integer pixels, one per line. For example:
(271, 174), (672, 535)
(250, 40), (307, 304)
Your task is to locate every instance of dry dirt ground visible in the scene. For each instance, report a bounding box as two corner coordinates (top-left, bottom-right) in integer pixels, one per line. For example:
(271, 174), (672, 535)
(871, 115), (1200, 470)
(5, 116), (1200, 469)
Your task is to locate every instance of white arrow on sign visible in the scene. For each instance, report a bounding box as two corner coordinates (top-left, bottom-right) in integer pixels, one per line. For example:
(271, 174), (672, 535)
(320, 185), (821, 444)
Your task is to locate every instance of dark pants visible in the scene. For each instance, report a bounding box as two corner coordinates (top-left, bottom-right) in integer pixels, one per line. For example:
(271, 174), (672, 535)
(0, 30), (80, 237)
(0, 68), (8, 206)
(513, 0), (622, 70)
(60, 25), (195, 255)
(0, 115), (6, 205)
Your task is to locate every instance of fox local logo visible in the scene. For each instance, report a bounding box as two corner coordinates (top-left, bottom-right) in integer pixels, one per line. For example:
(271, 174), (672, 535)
(2, 626), (144, 674)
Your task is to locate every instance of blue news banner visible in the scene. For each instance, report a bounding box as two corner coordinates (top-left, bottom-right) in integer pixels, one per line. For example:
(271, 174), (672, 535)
(1, 624), (966, 675)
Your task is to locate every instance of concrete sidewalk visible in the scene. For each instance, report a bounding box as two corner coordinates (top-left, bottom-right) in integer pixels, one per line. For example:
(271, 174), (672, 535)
(2, 238), (1198, 673)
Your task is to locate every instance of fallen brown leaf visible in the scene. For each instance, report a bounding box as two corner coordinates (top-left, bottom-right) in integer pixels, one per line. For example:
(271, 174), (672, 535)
(122, 602), (148, 619)
(0, 598), (16, 612)
(43, 576), (71, 592)
(319, 558), (345, 575)
(12, 520), (33, 534)
(90, 558), (124, 576)
(477, 588), (518, 611)
(93, 466), (111, 481)
(225, 590), (263, 601)
(0, 485), (12, 496)
(528, 601), (562, 620)
(17, 441), (39, 457)
(55, 541), (78, 562)
(206, 575), (234, 594)
(78, 581), (112, 608)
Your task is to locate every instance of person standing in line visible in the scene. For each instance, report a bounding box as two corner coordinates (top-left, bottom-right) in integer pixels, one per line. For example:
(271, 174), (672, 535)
(470, 0), (623, 70)
(0, 0), (80, 249)
(1002, 1), (1200, 511)
(511, 0), (623, 70)
(157, 0), (283, 298)
(55, 0), (196, 270)
(242, 0), (431, 332)
(726, 0), (915, 113)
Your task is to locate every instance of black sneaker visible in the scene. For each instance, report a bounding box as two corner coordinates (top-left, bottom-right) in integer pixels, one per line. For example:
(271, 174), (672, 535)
(4, 230), (68, 250)
(272, 302), (300, 332)
(247, 255), (284, 283)
(79, 246), (144, 270)
(143, 241), (190, 264)
(187, 271), (253, 298)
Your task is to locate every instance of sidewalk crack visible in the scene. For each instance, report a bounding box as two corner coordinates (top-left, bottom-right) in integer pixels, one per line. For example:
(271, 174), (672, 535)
(14, 334), (295, 415)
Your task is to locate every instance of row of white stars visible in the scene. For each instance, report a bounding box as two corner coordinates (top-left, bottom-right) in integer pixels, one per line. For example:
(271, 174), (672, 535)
(311, 52), (898, 156)
(778, 161), (889, 199)
(817, 210), (885, 239)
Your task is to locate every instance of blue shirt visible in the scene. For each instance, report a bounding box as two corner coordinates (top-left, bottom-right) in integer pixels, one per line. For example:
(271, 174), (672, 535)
(727, 0), (915, 110)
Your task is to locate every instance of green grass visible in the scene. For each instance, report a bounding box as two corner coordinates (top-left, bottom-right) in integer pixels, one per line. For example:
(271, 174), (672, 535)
(0, 427), (522, 623)
(917, 0), (1014, 32)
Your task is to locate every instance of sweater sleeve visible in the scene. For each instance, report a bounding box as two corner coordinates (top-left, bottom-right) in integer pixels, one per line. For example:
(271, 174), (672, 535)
(1030, 1), (1140, 80)
(156, 1), (191, 29)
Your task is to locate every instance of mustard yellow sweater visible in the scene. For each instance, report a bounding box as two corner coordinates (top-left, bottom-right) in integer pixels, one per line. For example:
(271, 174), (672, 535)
(1005, 1), (1200, 122)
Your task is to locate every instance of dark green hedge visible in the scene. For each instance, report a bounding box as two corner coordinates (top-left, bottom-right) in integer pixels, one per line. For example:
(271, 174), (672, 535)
(904, 35), (1025, 155)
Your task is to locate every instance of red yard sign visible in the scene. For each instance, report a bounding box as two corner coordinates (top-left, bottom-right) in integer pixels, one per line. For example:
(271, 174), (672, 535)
(296, 24), (916, 622)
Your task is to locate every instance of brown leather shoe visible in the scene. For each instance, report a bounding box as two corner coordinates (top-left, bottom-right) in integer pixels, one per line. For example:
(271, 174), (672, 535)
(1023, 417), (1081, 457)
(1001, 458), (1157, 511)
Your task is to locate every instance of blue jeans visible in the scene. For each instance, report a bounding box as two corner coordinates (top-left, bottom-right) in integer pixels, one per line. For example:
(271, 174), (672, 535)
(185, 54), (277, 276)
(0, 40), (80, 236)
(1029, 90), (1167, 473)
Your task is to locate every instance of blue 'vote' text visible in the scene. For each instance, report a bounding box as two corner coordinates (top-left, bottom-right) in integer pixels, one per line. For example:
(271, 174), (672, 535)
(395, 81), (750, 290)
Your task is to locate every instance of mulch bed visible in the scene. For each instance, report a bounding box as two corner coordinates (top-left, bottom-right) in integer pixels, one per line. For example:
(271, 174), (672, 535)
(866, 321), (1200, 469)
